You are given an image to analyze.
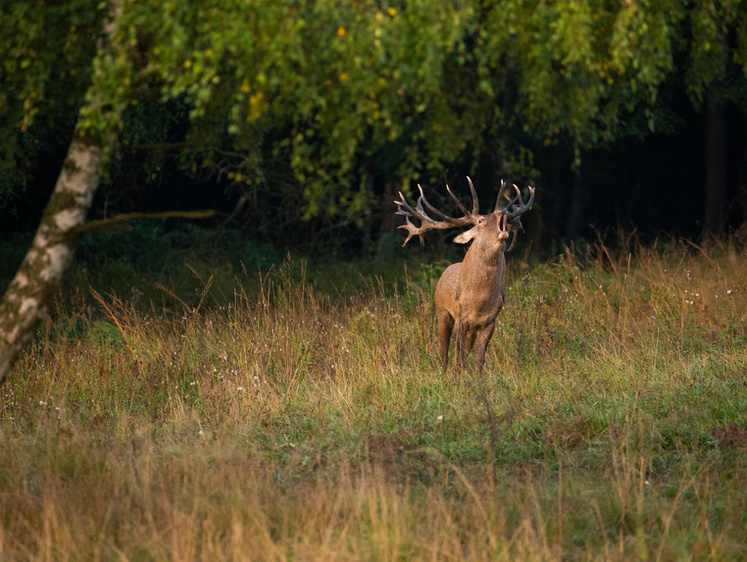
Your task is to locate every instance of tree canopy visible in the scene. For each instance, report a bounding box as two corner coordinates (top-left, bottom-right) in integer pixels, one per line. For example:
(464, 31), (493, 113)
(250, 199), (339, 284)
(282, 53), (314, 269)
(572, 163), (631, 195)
(3, 0), (744, 226)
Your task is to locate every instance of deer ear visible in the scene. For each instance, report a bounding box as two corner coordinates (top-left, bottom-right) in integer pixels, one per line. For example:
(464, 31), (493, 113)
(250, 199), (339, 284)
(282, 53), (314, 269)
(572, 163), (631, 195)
(453, 228), (476, 244)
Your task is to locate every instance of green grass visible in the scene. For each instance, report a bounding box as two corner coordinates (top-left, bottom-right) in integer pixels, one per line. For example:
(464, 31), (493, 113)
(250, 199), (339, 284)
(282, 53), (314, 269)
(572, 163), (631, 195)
(1, 237), (746, 560)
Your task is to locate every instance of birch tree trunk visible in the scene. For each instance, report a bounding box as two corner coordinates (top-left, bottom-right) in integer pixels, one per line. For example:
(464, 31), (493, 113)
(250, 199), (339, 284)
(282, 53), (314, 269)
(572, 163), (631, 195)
(0, 133), (104, 383)
(0, 3), (121, 384)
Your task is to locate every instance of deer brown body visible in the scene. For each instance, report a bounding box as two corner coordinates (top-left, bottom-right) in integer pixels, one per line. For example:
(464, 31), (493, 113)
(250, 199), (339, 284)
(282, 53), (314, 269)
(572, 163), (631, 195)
(395, 178), (534, 372)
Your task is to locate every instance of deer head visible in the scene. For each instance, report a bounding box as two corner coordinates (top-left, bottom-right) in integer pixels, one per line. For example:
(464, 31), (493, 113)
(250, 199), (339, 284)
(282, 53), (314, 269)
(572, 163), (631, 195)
(395, 177), (535, 372)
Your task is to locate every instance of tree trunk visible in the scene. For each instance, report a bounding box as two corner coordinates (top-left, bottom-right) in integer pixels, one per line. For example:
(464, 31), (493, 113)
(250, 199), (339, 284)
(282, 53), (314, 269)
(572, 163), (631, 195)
(0, 1), (121, 384)
(704, 93), (725, 235)
(564, 169), (585, 240)
(738, 112), (747, 227)
(375, 179), (399, 260)
(0, 132), (104, 383)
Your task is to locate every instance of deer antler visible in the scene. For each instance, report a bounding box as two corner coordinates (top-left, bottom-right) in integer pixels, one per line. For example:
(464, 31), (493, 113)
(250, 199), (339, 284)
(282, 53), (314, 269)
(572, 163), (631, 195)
(504, 183), (535, 222)
(394, 179), (480, 246)
(496, 182), (535, 252)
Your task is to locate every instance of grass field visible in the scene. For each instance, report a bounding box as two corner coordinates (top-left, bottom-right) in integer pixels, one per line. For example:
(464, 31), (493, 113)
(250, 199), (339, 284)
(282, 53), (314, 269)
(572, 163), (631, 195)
(1, 236), (746, 560)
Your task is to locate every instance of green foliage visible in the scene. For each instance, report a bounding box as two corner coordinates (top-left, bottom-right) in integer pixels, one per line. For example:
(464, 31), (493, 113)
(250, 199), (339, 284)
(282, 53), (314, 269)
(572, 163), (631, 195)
(77, 222), (172, 268)
(68, 222), (283, 304)
(481, 0), (680, 152)
(0, 0), (102, 205)
(687, 0), (747, 104)
(1, 0), (746, 220)
(127, 0), (479, 218)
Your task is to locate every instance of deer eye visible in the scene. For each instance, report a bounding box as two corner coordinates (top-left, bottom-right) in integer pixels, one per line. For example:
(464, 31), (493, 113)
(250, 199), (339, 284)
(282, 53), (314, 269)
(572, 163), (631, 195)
(478, 218), (484, 224)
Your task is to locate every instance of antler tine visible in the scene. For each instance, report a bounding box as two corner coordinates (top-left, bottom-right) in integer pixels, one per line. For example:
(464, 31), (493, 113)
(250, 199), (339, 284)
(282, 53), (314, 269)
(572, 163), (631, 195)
(394, 193), (430, 246)
(398, 217), (424, 247)
(417, 184), (454, 222)
(393, 190), (429, 246)
(465, 176), (480, 215)
(393, 183), (477, 247)
(505, 184), (535, 222)
(395, 191), (426, 222)
(512, 184), (526, 206)
(445, 184), (471, 217)
(504, 193), (520, 211)
(494, 180), (507, 210)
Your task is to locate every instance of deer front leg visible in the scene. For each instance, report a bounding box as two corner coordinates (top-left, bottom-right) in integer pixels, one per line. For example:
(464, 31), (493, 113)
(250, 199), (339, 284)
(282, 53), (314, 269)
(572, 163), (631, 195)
(455, 324), (470, 370)
(456, 324), (482, 371)
(465, 329), (477, 356)
(474, 322), (496, 374)
(437, 308), (454, 370)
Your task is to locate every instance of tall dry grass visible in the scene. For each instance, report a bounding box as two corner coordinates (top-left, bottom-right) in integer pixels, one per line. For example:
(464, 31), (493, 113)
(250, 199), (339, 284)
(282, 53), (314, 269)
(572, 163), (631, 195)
(1, 238), (746, 560)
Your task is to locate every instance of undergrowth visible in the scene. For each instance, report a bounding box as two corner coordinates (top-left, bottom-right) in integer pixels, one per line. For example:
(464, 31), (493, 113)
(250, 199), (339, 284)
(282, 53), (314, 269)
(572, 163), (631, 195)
(0, 236), (746, 560)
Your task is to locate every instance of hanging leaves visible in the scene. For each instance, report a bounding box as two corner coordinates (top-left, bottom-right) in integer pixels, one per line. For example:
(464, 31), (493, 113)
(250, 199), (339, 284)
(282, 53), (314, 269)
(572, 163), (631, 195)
(2, 0), (746, 217)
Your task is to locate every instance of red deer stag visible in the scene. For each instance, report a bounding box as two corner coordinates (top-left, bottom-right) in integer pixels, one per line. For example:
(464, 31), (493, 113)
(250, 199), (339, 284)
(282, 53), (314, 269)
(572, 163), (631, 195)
(395, 177), (535, 372)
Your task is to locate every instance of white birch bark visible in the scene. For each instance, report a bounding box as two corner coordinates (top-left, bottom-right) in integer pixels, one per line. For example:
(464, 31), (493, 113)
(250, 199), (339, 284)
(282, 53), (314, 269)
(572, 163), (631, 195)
(0, 134), (104, 383)
(0, 1), (121, 384)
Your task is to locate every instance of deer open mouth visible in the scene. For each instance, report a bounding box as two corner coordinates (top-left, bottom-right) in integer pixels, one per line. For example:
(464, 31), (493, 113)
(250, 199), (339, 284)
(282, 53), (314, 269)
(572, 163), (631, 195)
(496, 211), (509, 240)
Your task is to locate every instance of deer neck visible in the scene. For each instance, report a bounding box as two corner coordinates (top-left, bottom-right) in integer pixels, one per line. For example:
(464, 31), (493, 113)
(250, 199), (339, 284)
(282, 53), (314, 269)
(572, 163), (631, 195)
(461, 241), (506, 285)
(466, 235), (506, 264)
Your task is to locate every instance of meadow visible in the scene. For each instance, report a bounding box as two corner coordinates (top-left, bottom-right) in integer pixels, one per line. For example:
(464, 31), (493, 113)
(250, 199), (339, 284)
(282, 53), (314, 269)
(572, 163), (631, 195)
(0, 231), (746, 560)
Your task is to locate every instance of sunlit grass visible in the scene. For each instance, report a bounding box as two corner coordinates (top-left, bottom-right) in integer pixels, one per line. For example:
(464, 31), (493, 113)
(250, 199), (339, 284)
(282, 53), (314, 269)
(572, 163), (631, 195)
(1, 237), (746, 559)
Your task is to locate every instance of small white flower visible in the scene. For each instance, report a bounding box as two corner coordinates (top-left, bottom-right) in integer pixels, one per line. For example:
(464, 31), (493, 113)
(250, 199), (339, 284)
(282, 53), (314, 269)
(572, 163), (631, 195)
(437, 415), (444, 421)
(198, 430), (204, 436)
(190, 381), (196, 386)
(727, 289), (733, 295)
(237, 386), (245, 392)
(39, 401), (47, 406)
